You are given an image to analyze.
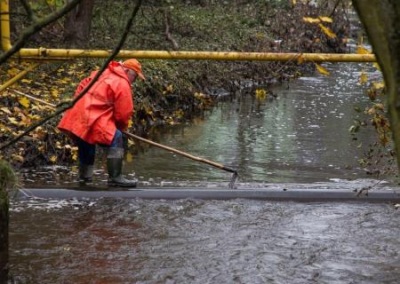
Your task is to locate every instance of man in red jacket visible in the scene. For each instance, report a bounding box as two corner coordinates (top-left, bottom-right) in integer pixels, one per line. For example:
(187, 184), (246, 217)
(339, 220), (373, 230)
(58, 59), (145, 187)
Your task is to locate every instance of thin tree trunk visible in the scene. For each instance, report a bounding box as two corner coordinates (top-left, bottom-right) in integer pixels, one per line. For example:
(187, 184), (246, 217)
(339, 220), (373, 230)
(0, 161), (15, 284)
(64, 0), (95, 47)
(352, 1), (400, 177)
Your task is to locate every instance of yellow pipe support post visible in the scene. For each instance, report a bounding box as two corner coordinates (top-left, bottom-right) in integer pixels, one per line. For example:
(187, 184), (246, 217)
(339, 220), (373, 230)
(0, 0), (12, 51)
(0, 0), (376, 63)
(0, 63), (39, 93)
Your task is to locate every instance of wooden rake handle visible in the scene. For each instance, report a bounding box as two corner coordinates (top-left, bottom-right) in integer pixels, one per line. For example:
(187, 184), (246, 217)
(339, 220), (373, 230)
(122, 131), (237, 174)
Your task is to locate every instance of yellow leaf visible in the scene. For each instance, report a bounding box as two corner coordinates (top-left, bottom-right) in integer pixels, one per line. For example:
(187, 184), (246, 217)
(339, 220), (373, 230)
(297, 55), (304, 64)
(374, 103), (385, 111)
(7, 68), (19, 76)
(356, 46), (371, 54)
(28, 114), (41, 120)
(303, 17), (320, 24)
(71, 146), (78, 161)
(0, 107), (12, 114)
(367, 108), (376, 115)
(12, 154), (24, 162)
(255, 89), (267, 100)
(255, 31), (264, 40)
(318, 24), (336, 38)
(0, 123), (11, 133)
(128, 119), (133, 128)
(315, 63), (330, 76)
(360, 72), (368, 85)
(319, 16), (333, 23)
(21, 79), (32, 84)
(51, 89), (59, 98)
(50, 155), (57, 163)
(8, 117), (19, 125)
(372, 81), (385, 90)
(18, 97), (30, 108)
(175, 109), (184, 118)
(126, 152), (133, 163)
(166, 84), (173, 92)
(292, 0), (296, 5)
(373, 62), (381, 71)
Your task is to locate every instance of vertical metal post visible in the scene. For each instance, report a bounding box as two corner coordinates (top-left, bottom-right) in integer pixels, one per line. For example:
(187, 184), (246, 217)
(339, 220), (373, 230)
(0, 0), (12, 51)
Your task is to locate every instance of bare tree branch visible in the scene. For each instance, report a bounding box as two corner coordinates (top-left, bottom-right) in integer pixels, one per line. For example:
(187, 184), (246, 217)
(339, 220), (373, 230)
(0, 0), (82, 65)
(164, 10), (179, 50)
(0, 0), (143, 151)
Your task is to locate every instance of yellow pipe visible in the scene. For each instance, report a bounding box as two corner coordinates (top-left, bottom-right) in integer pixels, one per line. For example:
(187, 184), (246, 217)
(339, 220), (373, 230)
(0, 63), (39, 93)
(0, 0), (376, 63)
(1, 0), (12, 50)
(15, 48), (376, 62)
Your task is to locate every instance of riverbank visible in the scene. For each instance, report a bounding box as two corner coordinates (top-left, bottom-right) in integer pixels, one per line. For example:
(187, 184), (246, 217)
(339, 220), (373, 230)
(0, 0), (351, 169)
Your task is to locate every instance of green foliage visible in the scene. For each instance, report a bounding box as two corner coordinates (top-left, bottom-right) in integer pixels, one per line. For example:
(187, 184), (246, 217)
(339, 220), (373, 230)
(30, 0), (66, 15)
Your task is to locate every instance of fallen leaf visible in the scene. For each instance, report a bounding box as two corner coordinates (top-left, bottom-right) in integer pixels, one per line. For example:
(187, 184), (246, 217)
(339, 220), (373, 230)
(315, 63), (330, 76)
(297, 55), (304, 64)
(372, 81), (385, 90)
(303, 17), (320, 24)
(0, 107), (12, 114)
(8, 117), (19, 126)
(356, 46), (371, 54)
(12, 154), (24, 162)
(319, 16), (333, 23)
(360, 72), (368, 85)
(318, 24), (336, 38)
(18, 97), (30, 108)
(255, 89), (267, 100)
(126, 152), (133, 163)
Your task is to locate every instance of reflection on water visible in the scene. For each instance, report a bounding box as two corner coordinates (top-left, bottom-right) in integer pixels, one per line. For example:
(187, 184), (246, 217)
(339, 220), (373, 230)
(9, 198), (400, 283)
(127, 63), (378, 185)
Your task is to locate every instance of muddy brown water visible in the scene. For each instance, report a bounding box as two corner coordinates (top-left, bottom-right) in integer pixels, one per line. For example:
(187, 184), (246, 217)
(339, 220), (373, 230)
(9, 62), (400, 283)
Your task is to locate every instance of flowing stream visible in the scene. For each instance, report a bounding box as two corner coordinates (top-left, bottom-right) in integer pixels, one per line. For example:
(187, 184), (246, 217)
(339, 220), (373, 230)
(126, 61), (381, 186)
(9, 62), (400, 284)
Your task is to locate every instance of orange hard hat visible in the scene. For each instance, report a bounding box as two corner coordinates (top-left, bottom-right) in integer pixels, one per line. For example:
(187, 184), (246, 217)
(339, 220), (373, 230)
(122, 58), (145, 80)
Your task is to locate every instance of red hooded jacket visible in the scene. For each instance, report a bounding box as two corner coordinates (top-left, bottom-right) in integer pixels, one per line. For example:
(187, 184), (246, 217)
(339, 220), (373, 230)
(57, 61), (133, 145)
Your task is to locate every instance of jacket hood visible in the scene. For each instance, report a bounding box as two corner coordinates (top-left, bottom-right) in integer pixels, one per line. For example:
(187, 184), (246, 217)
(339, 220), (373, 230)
(108, 61), (130, 82)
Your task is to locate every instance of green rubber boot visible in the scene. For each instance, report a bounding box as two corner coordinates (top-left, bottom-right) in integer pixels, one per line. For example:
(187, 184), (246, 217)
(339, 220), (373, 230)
(107, 148), (137, 188)
(78, 164), (94, 185)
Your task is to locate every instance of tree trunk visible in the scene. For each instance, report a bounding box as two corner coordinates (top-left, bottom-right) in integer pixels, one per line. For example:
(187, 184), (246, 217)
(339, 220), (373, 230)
(352, 1), (400, 176)
(0, 161), (16, 284)
(0, 190), (8, 283)
(63, 0), (95, 47)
